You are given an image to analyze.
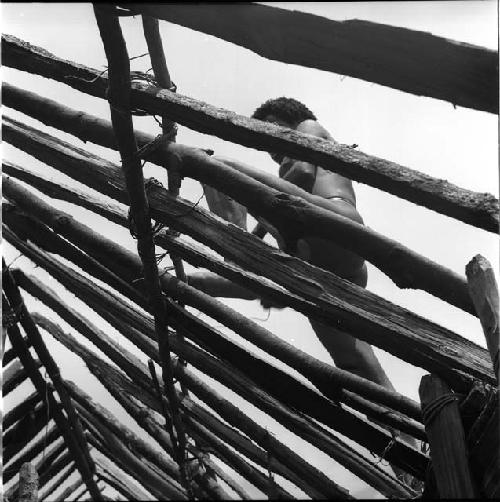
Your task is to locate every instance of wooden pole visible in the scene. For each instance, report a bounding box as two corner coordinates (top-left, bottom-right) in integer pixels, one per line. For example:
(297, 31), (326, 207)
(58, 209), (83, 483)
(95, 456), (152, 501)
(92, 8), (191, 493)
(38, 463), (77, 501)
(2, 197), (428, 426)
(34, 308), (330, 499)
(419, 374), (477, 498)
(17, 463), (38, 502)
(4, 402), (50, 465)
(52, 479), (84, 502)
(10, 239), (426, 482)
(2, 39), (498, 231)
(2, 265), (102, 500)
(1, 101), (483, 317)
(88, 424), (197, 500)
(2, 311), (101, 501)
(64, 380), (182, 484)
(4, 172), (491, 398)
(3, 203), (425, 446)
(466, 255), (499, 383)
(3, 430), (60, 484)
(3, 358), (41, 396)
(122, 3), (499, 114)
(3, 391), (42, 430)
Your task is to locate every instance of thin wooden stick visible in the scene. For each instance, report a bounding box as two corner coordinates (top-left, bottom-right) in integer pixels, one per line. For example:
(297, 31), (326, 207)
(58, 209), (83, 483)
(2, 97), (480, 317)
(142, 10), (190, 397)
(93, 8), (191, 493)
(2, 264), (101, 500)
(2, 37), (498, 229)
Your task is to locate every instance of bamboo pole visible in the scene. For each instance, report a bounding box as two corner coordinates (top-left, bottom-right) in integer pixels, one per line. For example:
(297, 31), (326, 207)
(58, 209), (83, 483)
(2, 97), (481, 317)
(2, 38), (498, 230)
(38, 463), (77, 502)
(4, 177), (489, 407)
(419, 374), (477, 498)
(4, 402), (51, 465)
(2, 295), (101, 501)
(3, 391), (42, 430)
(93, 9), (191, 493)
(466, 255), (500, 383)
(9, 235), (427, 483)
(17, 462), (38, 502)
(33, 305), (334, 499)
(3, 358), (41, 395)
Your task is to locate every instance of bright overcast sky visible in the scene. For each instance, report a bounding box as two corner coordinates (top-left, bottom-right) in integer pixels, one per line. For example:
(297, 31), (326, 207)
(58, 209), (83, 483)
(2, 2), (498, 499)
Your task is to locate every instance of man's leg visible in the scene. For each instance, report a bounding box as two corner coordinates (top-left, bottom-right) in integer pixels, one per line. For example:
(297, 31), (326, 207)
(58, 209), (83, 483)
(309, 317), (421, 487)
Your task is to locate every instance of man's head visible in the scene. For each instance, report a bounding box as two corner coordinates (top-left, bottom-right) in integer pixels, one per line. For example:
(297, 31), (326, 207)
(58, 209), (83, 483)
(252, 97), (316, 129)
(252, 97), (317, 163)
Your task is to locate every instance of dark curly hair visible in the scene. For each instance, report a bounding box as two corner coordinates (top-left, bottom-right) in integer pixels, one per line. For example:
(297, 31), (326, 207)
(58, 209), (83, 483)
(252, 97), (316, 125)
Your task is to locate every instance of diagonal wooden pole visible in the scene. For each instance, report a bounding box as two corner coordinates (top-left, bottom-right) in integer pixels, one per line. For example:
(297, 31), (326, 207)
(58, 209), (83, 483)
(2, 265), (102, 501)
(93, 4), (191, 495)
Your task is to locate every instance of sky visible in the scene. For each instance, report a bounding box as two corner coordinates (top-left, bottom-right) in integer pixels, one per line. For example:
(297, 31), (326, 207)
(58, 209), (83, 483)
(2, 2), (499, 500)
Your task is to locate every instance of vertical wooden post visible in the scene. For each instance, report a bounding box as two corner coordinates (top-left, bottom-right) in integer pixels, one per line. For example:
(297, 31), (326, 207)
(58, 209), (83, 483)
(419, 374), (477, 498)
(466, 254), (499, 384)
(17, 462), (38, 502)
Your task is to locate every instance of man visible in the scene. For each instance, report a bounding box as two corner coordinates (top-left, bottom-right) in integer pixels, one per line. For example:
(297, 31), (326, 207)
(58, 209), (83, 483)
(192, 97), (419, 485)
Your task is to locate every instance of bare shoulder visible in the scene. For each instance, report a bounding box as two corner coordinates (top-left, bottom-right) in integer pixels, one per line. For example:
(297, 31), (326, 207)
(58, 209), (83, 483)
(295, 119), (332, 140)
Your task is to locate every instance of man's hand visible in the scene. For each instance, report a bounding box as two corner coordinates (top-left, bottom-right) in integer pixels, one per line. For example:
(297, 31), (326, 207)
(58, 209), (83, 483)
(280, 157), (317, 193)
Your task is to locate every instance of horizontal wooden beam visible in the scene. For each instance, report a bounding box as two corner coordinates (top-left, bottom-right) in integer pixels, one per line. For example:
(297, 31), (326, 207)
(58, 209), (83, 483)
(2, 99), (478, 316)
(2, 136), (493, 391)
(121, 3), (498, 114)
(2, 38), (498, 232)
